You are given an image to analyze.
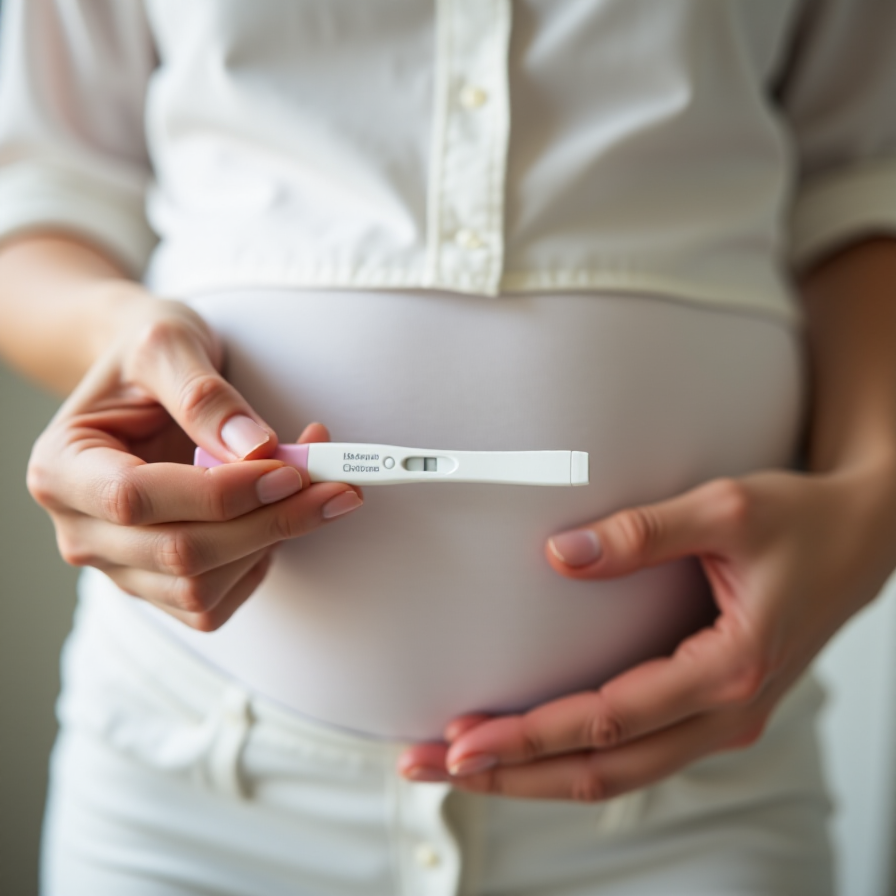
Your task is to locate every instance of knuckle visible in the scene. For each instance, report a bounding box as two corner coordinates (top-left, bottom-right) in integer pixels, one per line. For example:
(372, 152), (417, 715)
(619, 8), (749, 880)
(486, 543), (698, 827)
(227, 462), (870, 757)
(480, 767), (507, 796)
(129, 319), (186, 379)
(156, 530), (203, 578)
(720, 651), (770, 707)
(269, 506), (301, 543)
(171, 576), (217, 615)
(135, 317), (180, 349)
(56, 531), (91, 568)
(131, 318), (188, 365)
(706, 478), (751, 528)
(178, 372), (227, 419)
(612, 507), (662, 560)
(584, 692), (624, 748)
(184, 610), (223, 633)
(99, 473), (148, 526)
(26, 457), (54, 509)
(519, 719), (547, 762)
(728, 715), (769, 750)
(201, 472), (232, 521)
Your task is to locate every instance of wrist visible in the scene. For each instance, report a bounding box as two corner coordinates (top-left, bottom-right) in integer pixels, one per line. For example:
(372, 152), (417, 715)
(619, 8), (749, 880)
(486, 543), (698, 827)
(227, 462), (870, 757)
(80, 278), (159, 369)
(0, 233), (162, 393)
(821, 454), (896, 601)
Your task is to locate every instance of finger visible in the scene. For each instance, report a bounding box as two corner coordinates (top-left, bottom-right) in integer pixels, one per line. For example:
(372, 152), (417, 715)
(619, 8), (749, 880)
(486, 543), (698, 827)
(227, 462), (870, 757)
(37, 450), (303, 525)
(440, 703), (771, 802)
(444, 713), (492, 743)
(61, 480), (363, 576)
(112, 312), (278, 462)
(397, 743), (452, 783)
(545, 478), (751, 579)
(397, 715), (492, 781)
(296, 422), (331, 444)
(443, 620), (768, 770)
(109, 547), (270, 616)
(152, 551), (275, 632)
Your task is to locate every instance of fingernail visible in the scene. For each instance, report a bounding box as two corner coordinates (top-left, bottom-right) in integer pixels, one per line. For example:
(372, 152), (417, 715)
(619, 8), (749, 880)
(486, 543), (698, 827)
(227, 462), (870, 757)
(256, 467), (302, 504)
(448, 754), (498, 777)
(404, 766), (451, 783)
(221, 415), (270, 459)
(322, 490), (363, 519)
(548, 529), (601, 567)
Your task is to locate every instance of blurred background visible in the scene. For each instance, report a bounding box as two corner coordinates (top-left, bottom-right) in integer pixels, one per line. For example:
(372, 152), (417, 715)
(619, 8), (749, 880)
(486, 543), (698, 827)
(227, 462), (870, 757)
(0, 365), (79, 893)
(1, 1), (896, 894)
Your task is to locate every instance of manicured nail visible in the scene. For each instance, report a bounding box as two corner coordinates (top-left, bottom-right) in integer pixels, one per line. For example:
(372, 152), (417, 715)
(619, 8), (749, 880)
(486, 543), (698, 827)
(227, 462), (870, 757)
(448, 754), (498, 777)
(322, 490), (363, 519)
(548, 529), (601, 567)
(256, 467), (302, 504)
(404, 766), (451, 783)
(221, 415), (270, 459)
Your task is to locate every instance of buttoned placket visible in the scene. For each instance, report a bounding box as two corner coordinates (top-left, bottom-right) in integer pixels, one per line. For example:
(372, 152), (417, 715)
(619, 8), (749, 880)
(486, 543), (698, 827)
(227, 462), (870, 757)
(390, 773), (462, 896)
(425, 0), (512, 296)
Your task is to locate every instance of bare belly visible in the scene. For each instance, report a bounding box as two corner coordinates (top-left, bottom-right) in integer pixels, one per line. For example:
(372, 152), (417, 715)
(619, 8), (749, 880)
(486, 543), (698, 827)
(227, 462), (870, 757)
(138, 288), (803, 739)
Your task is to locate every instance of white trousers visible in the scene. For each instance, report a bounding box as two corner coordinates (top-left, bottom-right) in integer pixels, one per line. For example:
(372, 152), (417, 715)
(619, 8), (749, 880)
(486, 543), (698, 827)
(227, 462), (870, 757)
(42, 583), (834, 895)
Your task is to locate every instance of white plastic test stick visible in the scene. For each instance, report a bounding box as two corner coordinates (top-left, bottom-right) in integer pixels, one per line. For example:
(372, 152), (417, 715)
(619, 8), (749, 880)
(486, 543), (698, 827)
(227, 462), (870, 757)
(195, 443), (589, 487)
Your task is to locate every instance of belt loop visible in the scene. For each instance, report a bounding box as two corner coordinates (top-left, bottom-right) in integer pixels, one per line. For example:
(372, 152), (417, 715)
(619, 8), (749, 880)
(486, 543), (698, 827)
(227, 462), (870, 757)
(596, 789), (647, 836)
(204, 685), (252, 799)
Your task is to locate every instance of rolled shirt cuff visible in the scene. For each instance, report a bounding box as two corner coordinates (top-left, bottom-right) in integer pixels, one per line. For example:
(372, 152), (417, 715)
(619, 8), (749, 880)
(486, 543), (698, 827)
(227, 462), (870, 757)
(790, 158), (896, 271)
(0, 161), (156, 276)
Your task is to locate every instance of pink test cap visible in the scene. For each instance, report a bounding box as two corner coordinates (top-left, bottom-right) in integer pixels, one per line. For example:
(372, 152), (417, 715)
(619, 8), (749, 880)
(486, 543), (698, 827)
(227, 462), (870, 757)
(194, 443), (310, 472)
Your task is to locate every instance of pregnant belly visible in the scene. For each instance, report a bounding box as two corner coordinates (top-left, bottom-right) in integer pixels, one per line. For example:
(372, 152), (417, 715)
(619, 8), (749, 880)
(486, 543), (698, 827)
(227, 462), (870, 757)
(147, 288), (804, 740)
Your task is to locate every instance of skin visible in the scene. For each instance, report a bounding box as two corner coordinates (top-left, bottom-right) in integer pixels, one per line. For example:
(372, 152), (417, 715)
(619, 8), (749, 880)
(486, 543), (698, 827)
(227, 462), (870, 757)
(0, 232), (363, 632)
(398, 237), (896, 799)
(2, 232), (896, 799)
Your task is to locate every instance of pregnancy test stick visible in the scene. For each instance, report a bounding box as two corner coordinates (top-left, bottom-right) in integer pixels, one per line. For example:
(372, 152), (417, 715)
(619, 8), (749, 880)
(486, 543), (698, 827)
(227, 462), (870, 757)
(195, 443), (589, 487)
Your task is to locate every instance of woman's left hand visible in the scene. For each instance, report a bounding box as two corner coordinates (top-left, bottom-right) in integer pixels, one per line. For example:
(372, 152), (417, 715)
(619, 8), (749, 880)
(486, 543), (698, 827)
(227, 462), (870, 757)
(399, 463), (896, 799)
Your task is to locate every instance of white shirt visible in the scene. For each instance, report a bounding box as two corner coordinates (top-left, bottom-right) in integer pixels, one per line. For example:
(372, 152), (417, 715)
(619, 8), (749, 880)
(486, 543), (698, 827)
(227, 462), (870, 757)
(1, 0), (896, 323)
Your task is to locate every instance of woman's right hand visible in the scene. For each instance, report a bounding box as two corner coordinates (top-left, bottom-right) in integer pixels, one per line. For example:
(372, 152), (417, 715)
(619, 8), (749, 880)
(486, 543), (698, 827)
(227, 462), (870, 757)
(26, 289), (362, 631)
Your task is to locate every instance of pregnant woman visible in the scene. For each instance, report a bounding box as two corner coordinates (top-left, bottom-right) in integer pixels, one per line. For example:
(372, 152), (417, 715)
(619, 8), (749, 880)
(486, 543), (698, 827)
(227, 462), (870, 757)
(2, 2), (896, 894)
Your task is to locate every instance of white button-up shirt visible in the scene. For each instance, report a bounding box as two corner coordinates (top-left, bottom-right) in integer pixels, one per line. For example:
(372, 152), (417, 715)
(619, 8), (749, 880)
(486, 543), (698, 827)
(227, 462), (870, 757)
(1, 0), (895, 323)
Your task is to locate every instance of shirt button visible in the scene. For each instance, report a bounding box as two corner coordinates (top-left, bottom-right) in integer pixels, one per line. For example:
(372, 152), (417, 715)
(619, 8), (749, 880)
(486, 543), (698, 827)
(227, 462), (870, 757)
(459, 84), (488, 109)
(455, 228), (484, 250)
(414, 842), (441, 868)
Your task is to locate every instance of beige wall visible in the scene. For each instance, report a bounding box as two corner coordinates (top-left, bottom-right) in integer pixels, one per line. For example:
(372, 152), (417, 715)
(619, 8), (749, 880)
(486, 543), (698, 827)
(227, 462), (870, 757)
(0, 363), (78, 895)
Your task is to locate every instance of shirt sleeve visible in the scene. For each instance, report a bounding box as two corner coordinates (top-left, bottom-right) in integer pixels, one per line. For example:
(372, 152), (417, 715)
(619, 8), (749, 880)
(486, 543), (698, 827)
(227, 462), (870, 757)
(0, 0), (157, 276)
(776, 0), (896, 272)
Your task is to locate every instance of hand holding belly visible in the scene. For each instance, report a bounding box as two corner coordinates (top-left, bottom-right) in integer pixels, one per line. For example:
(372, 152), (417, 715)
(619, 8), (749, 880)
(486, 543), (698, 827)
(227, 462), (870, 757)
(400, 466), (896, 797)
(26, 296), (362, 631)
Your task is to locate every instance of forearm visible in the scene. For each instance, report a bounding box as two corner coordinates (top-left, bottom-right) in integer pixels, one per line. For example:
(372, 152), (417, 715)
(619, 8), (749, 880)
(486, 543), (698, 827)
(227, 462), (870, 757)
(801, 237), (896, 478)
(800, 236), (896, 601)
(0, 232), (152, 394)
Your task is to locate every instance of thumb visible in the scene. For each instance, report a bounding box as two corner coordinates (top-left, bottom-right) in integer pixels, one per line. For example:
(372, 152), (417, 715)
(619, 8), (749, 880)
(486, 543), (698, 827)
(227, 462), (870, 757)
(546, 479), (744, 579)
(124, 312), (278, 461)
